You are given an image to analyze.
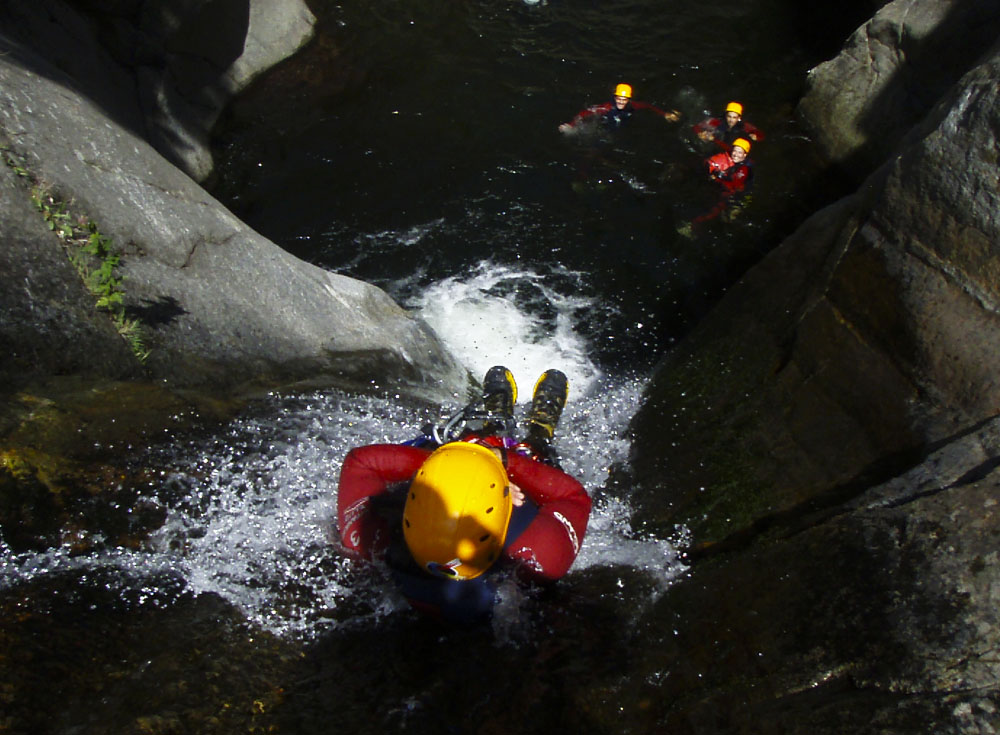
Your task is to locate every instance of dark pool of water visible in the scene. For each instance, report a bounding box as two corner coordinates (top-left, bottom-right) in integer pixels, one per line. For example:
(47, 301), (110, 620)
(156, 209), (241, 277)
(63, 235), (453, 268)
(211, 0), (859, 372)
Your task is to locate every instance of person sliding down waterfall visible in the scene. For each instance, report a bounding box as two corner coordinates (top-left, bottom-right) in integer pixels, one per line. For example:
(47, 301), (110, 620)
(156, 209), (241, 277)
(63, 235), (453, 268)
(336, 367), (591, 624)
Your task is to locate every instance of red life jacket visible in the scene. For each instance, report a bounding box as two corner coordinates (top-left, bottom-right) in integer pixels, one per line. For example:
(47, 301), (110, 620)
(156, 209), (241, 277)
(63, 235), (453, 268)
(706, 151), (733, 175)
(705, 152), (753, 195)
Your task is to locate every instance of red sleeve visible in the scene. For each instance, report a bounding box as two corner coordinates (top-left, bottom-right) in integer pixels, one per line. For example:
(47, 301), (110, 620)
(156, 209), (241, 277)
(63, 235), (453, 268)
(743, 121), (765, 141)
(336, 444), (430, 559)
(719, 164), (751, 194)
(503, 453), (592, 582)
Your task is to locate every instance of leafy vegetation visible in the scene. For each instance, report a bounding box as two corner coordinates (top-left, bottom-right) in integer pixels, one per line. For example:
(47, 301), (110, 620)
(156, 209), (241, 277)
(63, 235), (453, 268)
(2, 145), (150, 362)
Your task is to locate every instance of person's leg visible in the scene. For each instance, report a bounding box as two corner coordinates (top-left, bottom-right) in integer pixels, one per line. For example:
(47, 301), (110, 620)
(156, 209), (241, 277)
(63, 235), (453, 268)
(523, 369), (569, 464)
(482, 366), (517, 434)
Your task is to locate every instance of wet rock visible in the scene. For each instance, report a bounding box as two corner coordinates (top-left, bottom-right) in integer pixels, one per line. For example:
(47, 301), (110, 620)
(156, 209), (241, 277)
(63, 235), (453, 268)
(0, 0), (317, 182)
(628, 9), (1000, 733)
(0, 580), (300, 735)
(0, 378), (232, 552)
(632, 40), (1000, 545)
(0, 3), (468, 405)
(619, 418), (1000, 733)
(797, 0), (1000, 180)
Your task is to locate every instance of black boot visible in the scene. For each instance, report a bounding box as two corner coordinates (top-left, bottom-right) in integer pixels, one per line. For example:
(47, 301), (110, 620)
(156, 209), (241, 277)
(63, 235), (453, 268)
(482, 365), (517, 434)
(526, 369), (568, 443)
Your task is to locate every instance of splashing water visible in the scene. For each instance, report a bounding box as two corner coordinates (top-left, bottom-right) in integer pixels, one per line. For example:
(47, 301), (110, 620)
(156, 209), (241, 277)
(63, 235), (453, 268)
(0, 262), (686, 639)
(408, 260), (601, 396)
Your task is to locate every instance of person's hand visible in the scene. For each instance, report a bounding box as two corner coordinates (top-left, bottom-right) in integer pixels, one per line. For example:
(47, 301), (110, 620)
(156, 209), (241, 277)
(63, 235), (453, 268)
(510, 482), (525, 507)
(558, 123), (574, 134)
(663, 109), (680, 122)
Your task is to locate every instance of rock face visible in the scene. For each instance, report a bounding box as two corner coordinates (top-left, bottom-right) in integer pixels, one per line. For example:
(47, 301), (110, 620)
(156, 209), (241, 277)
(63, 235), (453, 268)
(0, 2), (469, 404)
(797, 0), (1000, 179)
(626, 421), (1000, 732)
(628, 7), (1000, 732)
(0, 0), (317, 182)
(0, 163), (138, 387)
(633, 48), (1000, 539)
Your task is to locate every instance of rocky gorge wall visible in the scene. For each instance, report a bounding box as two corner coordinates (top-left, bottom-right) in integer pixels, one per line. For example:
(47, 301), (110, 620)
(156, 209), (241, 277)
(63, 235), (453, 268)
(627, 0), (1000, 730)
(0, 0), (318, 183)
(0, 0), (471, 540)
(0, 0), (469, 411)
(798, 0), (1000, 181)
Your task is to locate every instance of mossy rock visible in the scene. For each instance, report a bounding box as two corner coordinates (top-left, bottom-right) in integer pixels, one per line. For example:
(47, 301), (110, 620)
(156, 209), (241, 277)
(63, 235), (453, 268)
(0, 377), (240, 552)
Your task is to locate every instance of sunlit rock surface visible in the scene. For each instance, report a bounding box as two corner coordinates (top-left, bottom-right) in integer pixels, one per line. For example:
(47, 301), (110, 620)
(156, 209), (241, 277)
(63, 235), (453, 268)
(0, 0), (317, 182)
(0, 2), (468, 404)
(797, 0), (1000, 179)
(0, 163), (137, 387)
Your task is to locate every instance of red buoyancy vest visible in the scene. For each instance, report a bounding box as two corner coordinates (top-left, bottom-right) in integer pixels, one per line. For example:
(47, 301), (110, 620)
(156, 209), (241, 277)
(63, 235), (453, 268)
(706, 151), (733, 175)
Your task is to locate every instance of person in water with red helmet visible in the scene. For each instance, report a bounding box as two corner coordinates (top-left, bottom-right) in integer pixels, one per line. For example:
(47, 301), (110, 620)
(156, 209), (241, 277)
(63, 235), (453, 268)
(558, 82), (680, 134)
(692, 101), (764, 151)
(336, 366), (591, 624)
(678, 137), (755, 237)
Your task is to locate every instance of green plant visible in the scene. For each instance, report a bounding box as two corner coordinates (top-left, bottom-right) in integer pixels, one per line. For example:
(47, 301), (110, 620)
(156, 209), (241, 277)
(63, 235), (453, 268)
(115, 313), (151, 364)
(80, 225), (124, 308)
(5, 158), (151, 364)
(66, 216), (150, 363)
(31, 187), (74, 239)
(1, 143), (30, 179)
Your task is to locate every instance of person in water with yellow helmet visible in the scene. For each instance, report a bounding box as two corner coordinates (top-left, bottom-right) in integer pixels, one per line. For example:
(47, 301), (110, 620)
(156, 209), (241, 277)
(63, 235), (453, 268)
(336, 367), (591, 623)
(677, 137), (755, 238)
(692, 100), (765, 151)
(558, 82), (680, 134)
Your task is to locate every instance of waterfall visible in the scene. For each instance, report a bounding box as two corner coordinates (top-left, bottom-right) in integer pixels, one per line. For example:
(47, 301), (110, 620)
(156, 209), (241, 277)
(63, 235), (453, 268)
(0, 260), (687, 640)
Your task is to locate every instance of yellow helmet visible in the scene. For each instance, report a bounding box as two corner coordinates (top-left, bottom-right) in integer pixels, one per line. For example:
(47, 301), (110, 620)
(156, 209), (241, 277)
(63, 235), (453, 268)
(614, 83), (633, 99)
(732, 137), (751, 153)
(725, 101), (743, 115)
(403, 442), (512, 580)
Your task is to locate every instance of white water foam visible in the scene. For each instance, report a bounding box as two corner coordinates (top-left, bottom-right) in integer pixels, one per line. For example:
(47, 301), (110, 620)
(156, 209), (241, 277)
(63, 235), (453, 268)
(0, 261), (686, 638)
(409, 260), (601, 398)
